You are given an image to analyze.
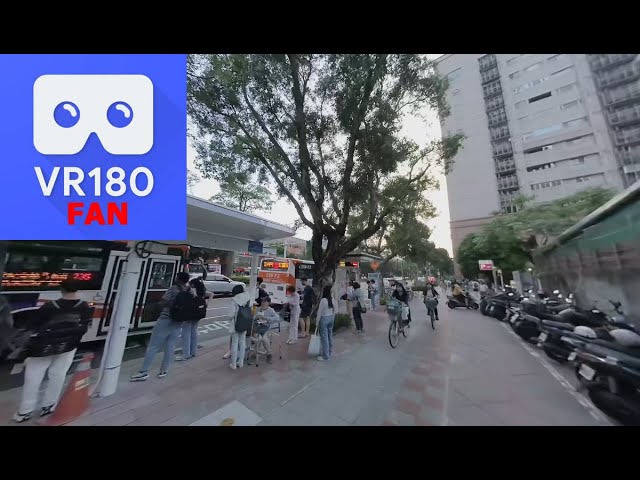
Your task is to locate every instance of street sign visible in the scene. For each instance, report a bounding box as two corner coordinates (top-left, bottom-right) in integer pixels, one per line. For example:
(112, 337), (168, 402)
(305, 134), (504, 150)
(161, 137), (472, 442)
(248, 241), (263, 254)
(478, 259), (494, 271)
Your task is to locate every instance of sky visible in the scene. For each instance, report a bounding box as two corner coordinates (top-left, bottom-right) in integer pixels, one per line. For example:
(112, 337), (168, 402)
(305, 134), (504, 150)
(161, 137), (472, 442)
(187, 54), (452, 255)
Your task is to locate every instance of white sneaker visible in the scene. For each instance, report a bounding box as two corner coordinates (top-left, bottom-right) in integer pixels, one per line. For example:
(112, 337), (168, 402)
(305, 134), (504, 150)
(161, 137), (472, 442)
(229, 363), (237, 370)
(317, 356), (325, 361)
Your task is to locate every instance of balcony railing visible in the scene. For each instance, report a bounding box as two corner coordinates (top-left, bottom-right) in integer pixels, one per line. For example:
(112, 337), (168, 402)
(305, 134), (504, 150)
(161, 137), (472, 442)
(598, 62), (640, 88)
(615, 127), (640, 146)
(491, 128), (511, 141)
(590, 54), (636, 71)
(603, 82), (640, 106)
(488, 114), (508, 127)
(619, 147), (640, 164)
(495, 160), (517, 173)
(483, 82), (502, 98)
(485, 97), (504, 112)
(493, 145), (513, 157)
(481, 69), (500, 84)
(609, 104), (640, 126)
(479, 55), (497, 72)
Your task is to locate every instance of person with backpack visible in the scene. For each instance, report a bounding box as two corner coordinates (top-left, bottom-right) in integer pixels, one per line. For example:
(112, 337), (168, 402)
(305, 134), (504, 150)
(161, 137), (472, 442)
(176, 278), (212, 362)
(13, 279), (92, 423)
(0, 294), (14, 358)
(228, 284), (252, 370)
(299, 278), (314, 338)
(130, 271), (191, 382)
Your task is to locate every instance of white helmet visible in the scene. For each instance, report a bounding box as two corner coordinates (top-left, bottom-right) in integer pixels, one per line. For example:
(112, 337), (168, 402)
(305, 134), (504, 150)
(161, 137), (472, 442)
(573, 326), (597, 339)
(609, 329), (640, 348)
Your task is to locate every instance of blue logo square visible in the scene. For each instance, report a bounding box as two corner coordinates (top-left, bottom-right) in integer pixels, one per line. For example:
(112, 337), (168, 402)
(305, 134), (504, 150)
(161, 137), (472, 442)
(0, 54), (187, 240)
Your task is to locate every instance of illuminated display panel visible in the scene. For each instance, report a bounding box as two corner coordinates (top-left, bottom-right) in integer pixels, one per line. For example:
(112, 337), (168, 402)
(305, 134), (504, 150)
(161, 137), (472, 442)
(1, 241), (108, 291)
(260, 260), (290, 271)
(339, 261), (359, 268)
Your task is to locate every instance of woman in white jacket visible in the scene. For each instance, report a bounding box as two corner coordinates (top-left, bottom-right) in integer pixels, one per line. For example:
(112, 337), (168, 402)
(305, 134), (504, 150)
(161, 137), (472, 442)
(228, 285), (252, 370)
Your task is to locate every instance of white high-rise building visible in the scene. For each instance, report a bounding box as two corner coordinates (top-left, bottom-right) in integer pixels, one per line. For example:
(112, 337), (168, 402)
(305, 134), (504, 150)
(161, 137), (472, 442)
(435, 54), (640, 275)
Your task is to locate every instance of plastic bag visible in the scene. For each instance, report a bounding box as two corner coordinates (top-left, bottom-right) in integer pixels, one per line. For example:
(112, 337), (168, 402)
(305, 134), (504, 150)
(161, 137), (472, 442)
(401, 306), (410, 321)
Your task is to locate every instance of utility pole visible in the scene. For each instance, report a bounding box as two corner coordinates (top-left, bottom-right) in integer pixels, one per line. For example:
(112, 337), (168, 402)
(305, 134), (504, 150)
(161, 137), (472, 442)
(98, 251), (144, 397)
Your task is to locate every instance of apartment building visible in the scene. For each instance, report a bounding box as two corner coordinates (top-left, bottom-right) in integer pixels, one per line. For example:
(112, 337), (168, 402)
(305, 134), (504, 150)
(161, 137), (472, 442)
(435, 53), (639, 274)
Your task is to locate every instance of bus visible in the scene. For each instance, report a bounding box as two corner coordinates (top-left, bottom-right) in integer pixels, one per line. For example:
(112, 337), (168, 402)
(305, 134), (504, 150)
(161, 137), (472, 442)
(0, 240), (187, 361)
(258, 258), (315, 307)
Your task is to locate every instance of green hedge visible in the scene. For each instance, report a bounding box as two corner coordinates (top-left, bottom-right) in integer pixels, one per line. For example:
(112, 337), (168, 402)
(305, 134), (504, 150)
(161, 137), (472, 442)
(230, 276), (250, 284)
(310, 313), (352, 333)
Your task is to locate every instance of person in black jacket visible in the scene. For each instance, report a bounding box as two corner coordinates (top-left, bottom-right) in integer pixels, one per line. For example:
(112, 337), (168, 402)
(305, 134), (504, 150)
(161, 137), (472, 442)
(391, 282), (412, 324)
(13, 279), (92, 423)
(299, 278), (314, 338)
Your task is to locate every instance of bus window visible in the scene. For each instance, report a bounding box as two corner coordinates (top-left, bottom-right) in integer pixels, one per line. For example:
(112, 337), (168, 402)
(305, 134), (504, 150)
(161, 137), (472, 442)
(148, 262), (176, 289)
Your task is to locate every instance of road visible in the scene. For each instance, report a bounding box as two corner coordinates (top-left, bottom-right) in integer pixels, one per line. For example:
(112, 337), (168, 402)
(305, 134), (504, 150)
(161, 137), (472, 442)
(1, 288), (615, 426)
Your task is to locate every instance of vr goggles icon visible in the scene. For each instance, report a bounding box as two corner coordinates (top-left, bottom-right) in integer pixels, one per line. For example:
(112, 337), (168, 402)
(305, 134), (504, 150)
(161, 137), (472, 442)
(33, 74), (154, 155)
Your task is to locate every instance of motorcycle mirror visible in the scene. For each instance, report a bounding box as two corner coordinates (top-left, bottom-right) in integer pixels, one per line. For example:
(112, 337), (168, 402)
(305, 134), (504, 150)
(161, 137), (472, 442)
(553, 290), (560, 294)
(566, 298), (572, 303)
(508, 292), (514, 297)
(557, 294), (563, 299)
(568, 293), (574, 299)
(592, 309), (600, 314)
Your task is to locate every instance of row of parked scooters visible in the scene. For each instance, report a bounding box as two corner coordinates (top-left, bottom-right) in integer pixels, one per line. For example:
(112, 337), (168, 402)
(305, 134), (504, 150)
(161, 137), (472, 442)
(480, 289), (640, 426)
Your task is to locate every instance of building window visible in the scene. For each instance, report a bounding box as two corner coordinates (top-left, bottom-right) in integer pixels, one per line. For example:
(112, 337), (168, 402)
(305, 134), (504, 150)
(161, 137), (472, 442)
(556, 83), (576, 95)
(551, 66), (574, 77)
(548, 54), (566, 62)
(509, 71), (520, 80)
(564, 117), (590, 129)
(524, 62), (542, 72)
(560, 100), (581, 110)
(529, 91), (552, 103)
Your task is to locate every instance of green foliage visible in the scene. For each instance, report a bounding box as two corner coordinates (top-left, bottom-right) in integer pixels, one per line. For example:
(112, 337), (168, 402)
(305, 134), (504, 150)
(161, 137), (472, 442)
(187, 170), (200, 194)
(230, 276), (250, 284)
(209, 164), (274, 213)
(457, 187), (616, 277)
(188, 54), (462, 287)
(309, 313), (352, 332)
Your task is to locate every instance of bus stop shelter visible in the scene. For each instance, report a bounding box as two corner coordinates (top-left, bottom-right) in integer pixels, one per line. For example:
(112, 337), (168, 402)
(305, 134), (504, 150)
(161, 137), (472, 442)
(99, 196), (295, 397)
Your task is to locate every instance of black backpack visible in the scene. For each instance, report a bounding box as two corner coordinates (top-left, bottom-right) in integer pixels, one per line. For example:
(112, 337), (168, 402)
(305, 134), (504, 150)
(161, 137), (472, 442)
(170, 290), (206, 322)
(28, 300), (90, 357)
(235, 301), (253, 333)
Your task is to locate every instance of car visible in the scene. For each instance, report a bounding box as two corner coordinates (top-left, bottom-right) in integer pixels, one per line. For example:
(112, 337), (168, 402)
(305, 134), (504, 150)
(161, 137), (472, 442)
(202, 274), (246, 296)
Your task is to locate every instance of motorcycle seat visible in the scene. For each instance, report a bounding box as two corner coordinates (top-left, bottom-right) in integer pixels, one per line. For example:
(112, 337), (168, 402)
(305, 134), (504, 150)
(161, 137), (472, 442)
(518, 313), (540, 323)
(540, 312), (565, 322)
(587, 340), (640, 358)
(541, 319), (573, 330)
(546, 304), (568, 313)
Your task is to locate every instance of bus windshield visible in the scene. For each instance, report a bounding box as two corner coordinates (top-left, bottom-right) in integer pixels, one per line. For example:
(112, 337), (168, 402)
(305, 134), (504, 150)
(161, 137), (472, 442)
(294, 262), (315, 280)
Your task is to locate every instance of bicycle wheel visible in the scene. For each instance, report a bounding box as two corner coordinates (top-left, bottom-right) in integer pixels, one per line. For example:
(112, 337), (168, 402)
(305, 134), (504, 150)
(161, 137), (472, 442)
(388, 320), (399, 348)
(430, 309), (435, 330)
(402, 321), (409, 338)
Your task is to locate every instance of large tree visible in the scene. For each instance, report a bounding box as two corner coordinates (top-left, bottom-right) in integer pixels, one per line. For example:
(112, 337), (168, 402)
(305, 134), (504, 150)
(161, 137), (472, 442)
(188, 54), (462, 292)
(210, 174), (274, 213)
(427, 247), (454, 276)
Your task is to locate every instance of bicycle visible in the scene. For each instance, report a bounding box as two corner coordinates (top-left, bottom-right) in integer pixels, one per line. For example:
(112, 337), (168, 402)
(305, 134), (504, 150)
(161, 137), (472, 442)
(424, 297), (438, 330)
(387, 298), (409, 348)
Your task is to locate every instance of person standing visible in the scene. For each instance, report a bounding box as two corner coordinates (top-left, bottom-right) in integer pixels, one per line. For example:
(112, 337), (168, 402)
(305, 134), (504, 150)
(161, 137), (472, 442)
(347, 282), (367, 334)
(249, 296), (279, 364)
(370, 279), (379, 311)
(13, 279), (92, 423)
(228, 284), (252, 370)
(131, 272), (191, 382)
(0, 295), (14, 358)
(284, 285), (301, 344)
(176, 278), (212, 362)
(299, 278), (314, 338)
(316, 285), (337, 361)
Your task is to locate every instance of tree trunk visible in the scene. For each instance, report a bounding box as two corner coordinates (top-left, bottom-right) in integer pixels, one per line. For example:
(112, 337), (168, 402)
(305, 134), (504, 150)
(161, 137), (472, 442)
(310, 231), (342, 316)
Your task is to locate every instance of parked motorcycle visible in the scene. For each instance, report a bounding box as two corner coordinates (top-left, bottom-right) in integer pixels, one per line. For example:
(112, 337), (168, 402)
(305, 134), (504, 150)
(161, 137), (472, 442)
(574, 334), (640, 425)
(446, 294), (479, 310)
(482, 291), (520, 320)
(539, 301), (635, 363)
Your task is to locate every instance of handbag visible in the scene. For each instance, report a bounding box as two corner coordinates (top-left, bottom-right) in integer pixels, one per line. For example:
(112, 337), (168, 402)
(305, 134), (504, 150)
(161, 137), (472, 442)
(307, 321), (321, 357)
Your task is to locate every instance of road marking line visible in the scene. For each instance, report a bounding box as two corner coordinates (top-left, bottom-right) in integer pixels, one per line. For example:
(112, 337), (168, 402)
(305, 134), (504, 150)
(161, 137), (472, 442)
(500, 323), (613, 426)
(203, 314), (228, 320)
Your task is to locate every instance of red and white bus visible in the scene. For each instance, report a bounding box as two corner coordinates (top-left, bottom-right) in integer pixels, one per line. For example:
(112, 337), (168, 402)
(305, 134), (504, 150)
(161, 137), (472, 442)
(1, 241), (187, 361)
(258, 258), (315, 306)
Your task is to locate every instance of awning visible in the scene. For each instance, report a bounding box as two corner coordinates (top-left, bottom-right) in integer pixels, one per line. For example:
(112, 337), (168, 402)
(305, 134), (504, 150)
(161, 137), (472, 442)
(185, 195), (296, 252)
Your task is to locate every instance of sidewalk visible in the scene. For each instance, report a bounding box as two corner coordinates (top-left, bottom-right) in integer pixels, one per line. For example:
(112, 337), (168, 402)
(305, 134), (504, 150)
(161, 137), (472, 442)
(1, 297), (609, 426)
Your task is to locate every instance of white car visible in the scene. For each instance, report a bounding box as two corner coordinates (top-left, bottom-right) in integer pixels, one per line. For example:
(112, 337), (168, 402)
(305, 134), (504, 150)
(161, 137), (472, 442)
(202, 274), (246, 296)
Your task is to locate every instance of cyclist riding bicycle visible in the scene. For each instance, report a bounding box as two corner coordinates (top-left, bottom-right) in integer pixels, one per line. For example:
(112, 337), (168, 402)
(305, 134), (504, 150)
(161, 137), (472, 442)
(423, 282), (440, 321)
(391, 283), (411, 324)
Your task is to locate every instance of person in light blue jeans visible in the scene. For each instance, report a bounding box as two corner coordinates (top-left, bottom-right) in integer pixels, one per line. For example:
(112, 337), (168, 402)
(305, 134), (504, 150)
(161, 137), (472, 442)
(130, 272), (191, 382)
(177, 278), (212, 361)
(316, 285), (337, 361)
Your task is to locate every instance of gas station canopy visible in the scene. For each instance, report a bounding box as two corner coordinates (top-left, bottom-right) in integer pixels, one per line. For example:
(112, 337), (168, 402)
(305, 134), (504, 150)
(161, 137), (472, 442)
(186, 195), (296, 251)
